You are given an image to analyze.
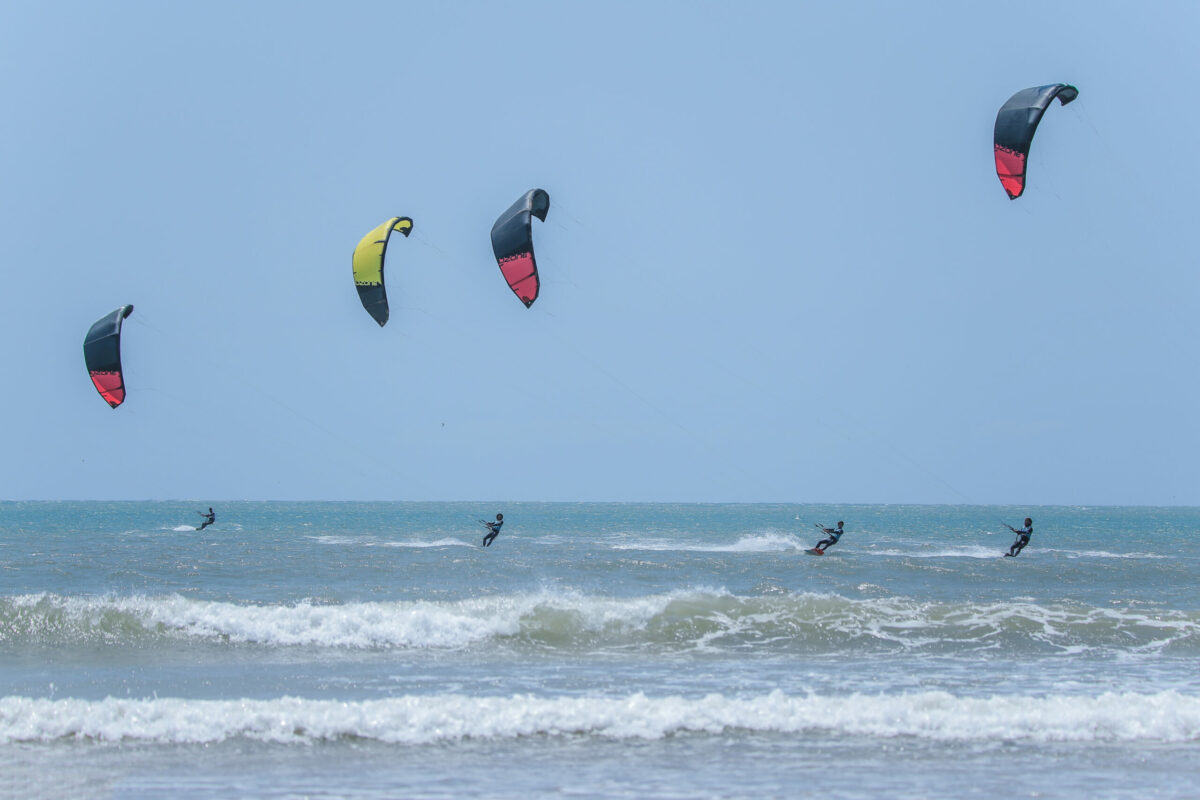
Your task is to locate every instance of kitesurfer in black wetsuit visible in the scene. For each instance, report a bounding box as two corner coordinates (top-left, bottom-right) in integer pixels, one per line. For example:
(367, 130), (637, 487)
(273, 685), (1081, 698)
(482, 513), (503, 547)
(196, 508), (215, 531)
(813, 521), (844, 553)
(1004, 517), (1033, 557)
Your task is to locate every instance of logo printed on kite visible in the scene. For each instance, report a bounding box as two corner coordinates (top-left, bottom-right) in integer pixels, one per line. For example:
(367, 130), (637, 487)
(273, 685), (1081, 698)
(497, 252), (539, 307)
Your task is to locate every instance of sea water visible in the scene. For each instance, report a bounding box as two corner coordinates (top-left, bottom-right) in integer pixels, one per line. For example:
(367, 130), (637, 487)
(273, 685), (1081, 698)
(1, 502), (1198, 799)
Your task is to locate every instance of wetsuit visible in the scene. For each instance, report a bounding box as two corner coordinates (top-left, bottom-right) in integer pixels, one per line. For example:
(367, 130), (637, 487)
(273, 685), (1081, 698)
(197, 511), (215, 531)
(482, 519), (503, 547)
(1005, 524), (1031, 557)
(815, 526), (843, 552)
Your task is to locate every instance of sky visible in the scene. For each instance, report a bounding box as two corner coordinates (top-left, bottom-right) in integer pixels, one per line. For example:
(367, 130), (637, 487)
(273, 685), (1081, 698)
(1, 1), (1197, 504)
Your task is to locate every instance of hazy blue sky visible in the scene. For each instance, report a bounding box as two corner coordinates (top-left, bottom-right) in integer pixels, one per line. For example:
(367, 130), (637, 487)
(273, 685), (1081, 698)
(2, 1), (1196, 504)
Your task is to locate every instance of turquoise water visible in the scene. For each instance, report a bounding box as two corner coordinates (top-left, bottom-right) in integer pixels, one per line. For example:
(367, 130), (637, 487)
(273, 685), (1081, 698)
(2, 502), (1199, 798)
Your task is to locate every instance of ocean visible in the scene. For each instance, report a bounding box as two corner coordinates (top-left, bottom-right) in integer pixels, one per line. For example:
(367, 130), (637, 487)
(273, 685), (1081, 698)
(1, 502), (1198, 799)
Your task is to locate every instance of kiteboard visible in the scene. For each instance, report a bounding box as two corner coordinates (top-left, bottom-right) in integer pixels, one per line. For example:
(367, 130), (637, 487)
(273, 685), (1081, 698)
(805, 548), (824, 556)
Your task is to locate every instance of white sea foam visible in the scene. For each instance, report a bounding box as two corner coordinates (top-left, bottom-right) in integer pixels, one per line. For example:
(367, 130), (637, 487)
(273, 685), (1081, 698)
(382, 538), (474, 549)
(1043, 548), (1170, 560)
(2, 690), (1198, 745)
(310, 535), (364, 545)
(612, 532), (803, 553)
(311, 535), (475, 548)
(866, 546), (1004, 559)
(117, 594), (523, 648)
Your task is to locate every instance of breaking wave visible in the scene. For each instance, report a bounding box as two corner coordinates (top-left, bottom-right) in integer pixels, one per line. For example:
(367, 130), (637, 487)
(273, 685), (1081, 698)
(3, 591), (1198, 656)
(2, 690), (1199, 745)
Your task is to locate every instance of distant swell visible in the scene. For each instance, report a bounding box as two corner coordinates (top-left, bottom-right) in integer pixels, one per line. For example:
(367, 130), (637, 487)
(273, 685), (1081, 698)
(2, 691), (1199, 745)
(2, 591), (1198, 655)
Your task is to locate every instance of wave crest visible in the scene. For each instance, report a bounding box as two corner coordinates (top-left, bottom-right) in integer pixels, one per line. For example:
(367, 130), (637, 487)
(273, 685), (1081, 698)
(2, 691), (1198, 745)
(3, 591), (1198, 655)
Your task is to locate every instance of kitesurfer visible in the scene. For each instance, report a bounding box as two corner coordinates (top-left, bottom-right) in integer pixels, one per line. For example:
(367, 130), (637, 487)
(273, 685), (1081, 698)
(812, 521), (844, 553)
(1003, 517), (1033, 557)
(196, 508), (216, 531)
(482, 513), (504, 547)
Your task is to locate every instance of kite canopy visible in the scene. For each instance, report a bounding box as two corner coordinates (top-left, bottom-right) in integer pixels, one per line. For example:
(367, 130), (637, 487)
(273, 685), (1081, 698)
(993, 83), (1079, 199)
(490, 189), (549, 308)
(352, 217), (413, 326)
(83, 305), (134, 408)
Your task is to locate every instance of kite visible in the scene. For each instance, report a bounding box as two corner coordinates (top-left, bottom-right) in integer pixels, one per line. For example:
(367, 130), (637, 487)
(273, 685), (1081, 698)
(352, 217), (413, 326)
(994, 83), (1079, 199)
(83, 305), (134, 408)
(490, 189), (549, 307)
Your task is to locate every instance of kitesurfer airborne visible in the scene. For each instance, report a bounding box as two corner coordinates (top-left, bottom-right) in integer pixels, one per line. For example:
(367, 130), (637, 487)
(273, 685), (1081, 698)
(812, 521), (844, 554)
(1003, 517), (1033, 557)
(481, 513), (504, 547)
(196, 508), (216, 531)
